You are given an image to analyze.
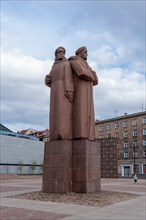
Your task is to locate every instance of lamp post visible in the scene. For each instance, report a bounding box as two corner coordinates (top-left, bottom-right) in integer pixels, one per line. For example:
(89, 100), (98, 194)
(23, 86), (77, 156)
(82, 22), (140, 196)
(133, 144), (136, 175)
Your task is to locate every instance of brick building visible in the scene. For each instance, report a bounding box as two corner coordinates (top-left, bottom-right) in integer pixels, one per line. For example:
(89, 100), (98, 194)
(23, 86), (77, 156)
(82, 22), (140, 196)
(99, 137), (118, 178)
(19, 128), (50, 142)
(95, 111), (146, 177)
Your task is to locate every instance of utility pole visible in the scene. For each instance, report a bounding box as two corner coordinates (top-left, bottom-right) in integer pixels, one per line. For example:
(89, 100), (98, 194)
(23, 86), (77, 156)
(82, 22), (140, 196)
(115, 108), (118, 117)
(141, 104), (143, 112)
(133, 144), (136, 174)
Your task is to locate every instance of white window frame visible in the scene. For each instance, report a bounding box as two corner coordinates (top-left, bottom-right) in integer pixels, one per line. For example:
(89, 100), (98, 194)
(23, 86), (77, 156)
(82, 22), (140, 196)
(143, 118), (146, 124)
(124, 141), (129, 147)
(115, 133), (119, 138)
(99, 135), (103, 139)
(143, 128), (146, 135)
(133, 140), (138, 147)
(107, 124), (111, 130)
(107, 134), (111, 138)
(143, 140), (146, 146)
(132, 119), (137, 126)
(133, 130), (138, 136)
(143, 151), (146, 157)
(115, 123), (119, 129)
(123, 121), (128, 127)
(133, 152), (138, 158)
(99, 126), (103, 132)
(124, 152), (129, 158)
(123, 131), (128, 137)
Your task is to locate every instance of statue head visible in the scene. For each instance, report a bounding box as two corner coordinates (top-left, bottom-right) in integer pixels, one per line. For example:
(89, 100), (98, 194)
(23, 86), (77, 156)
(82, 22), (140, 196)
(75, 46), (88, 60)
(55, 47), (66, 61)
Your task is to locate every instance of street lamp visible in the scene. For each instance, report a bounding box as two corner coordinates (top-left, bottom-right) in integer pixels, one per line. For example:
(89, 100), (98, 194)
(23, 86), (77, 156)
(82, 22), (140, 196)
(133, 144), (136, 175)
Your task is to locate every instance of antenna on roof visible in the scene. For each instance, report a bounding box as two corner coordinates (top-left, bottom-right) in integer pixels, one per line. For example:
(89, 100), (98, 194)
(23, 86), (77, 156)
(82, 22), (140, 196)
(115, 108), (118, 117)
(141, 104), (144, 112)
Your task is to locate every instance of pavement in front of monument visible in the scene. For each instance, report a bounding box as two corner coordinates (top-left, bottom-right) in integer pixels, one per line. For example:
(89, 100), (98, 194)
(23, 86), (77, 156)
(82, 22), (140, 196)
(0, 175), (145, 220)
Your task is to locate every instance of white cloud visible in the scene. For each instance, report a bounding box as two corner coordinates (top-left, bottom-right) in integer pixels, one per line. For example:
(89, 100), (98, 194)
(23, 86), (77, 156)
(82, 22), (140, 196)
(2, 49), (52, 81)
(1, 47), (145, 131)
(91, 45), (118, 65)
(1, 49), (52, 131)
(1, 1), (145, 131)
(93, 67), (145, 119)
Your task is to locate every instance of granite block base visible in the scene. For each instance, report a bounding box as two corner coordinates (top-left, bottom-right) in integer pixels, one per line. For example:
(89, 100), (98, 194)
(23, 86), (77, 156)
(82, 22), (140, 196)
(72, 140), (101, 193)
(42, 140), (72, 193)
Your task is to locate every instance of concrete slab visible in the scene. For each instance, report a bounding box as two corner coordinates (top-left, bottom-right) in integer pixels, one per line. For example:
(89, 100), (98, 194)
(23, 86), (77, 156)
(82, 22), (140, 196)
(0, 175), (145, 220)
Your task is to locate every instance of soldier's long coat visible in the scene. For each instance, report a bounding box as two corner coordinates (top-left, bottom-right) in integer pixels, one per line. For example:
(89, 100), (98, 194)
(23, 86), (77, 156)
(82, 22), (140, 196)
(45, 58), (74, 141)
(69, 56), (98, 140)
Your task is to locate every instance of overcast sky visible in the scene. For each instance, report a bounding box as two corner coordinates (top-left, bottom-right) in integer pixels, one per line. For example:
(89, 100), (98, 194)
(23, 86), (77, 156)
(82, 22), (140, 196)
(1, 0), (146, 132)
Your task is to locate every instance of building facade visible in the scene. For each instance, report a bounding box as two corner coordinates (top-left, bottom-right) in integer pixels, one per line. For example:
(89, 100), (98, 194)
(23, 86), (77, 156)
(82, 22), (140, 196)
(19, 128), (50, 142)
(99, 137), (118, 178)
(0, 134), (44, 174)
(0, 122), (45, 175)
(95, 111), (146, 177)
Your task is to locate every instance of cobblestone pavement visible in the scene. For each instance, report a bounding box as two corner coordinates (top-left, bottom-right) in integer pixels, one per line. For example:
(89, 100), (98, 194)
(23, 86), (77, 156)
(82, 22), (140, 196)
(0, 175), (146, 220)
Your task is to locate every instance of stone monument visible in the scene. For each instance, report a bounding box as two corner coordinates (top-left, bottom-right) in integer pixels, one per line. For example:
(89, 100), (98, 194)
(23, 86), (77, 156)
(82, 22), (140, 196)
(42, 46), (101, 193)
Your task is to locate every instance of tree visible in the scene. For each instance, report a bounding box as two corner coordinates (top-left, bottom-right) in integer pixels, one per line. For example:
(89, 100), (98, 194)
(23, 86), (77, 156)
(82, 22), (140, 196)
(18, 160), (24, 174)
(30, 160), (37, 174)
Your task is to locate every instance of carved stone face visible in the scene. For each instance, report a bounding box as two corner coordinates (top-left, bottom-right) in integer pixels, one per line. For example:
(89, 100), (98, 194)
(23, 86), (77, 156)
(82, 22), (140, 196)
(79, 49), (88, 61)
(55, 48), (65, 60)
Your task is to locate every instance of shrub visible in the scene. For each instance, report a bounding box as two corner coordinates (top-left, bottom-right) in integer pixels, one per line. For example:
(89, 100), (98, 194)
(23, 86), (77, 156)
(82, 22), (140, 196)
(30, 160), (37, 174)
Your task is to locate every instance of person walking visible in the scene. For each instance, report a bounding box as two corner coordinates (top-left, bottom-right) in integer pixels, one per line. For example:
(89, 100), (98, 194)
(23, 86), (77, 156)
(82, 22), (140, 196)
(133, 174), (138, 183)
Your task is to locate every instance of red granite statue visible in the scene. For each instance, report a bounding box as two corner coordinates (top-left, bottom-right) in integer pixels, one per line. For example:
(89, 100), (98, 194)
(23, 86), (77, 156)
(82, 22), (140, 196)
(43, 46), (100, 193)
(45, 47), (74, 141)
(69, 46), (98, 140)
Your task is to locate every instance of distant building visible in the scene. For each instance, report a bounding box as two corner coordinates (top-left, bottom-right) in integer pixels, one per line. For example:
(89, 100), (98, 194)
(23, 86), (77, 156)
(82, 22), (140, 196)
(0, 124), (12, 132)
(0, 124), (37, 140)
(0, 134), (44, 174)
(18, 128), (50, 142)
(18, 128), (37, 135)
(0, 124), (43, 174)
(31, 129), (50, 142)
(95, 111), (146, 177)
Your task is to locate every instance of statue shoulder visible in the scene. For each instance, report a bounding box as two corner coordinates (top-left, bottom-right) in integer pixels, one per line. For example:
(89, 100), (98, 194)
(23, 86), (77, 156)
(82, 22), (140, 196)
(68, 56), (76, 61)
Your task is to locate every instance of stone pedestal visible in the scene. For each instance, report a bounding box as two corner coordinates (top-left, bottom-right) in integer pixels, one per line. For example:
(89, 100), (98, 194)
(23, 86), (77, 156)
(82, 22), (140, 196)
(42, 140), (72, 193)
(72, 140), (101, 193)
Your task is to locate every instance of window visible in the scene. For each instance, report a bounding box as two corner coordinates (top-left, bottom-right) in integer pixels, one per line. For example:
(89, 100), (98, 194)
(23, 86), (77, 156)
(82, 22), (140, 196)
(124, 141), (129, 147)
(143, 128), (146, 135)
(143, 140), (146, 146)
(143, 118), (146, 124)
(124, 152), (129, 158)
(133, 146), (138, 152)
(118, 152), (120, 159)
(123, 131), (128, 137)
(115, 122), (119, 129)
(107, 134), (111, 138)
(133, 164), (139, 174)
(99, 126), (103, 132)
(133, 140), (138, 147)
(143, 151), (146, 157)
(115, 133), (119, 138)
(99, 135), (103, 139)
(133, 130), (138, 136)
(123, 121), (128, 127)
(133, 152), (138, 158)
(132, 119), (137, 126)
(143, 164), (146, 173)
(107, 124), (111, 130)
(117, 143), (120, 148)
